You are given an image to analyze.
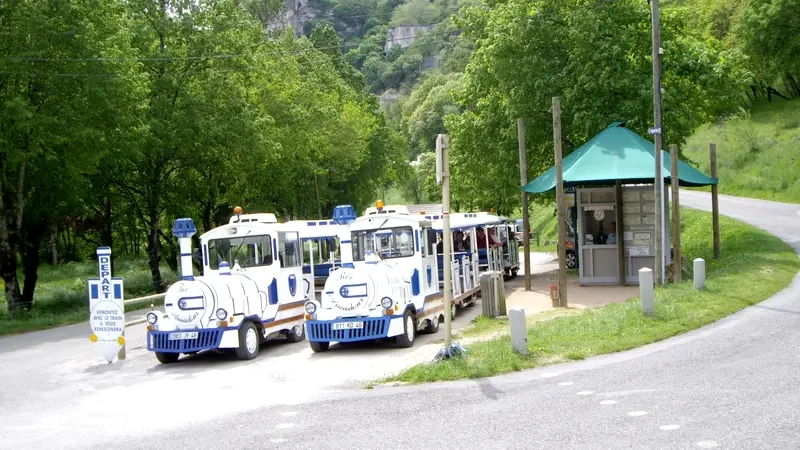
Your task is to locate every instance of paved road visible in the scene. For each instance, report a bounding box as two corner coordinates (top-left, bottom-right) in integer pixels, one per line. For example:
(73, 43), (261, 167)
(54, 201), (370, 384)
(0, 253), (556, 450)
(105, 191), (800, 450)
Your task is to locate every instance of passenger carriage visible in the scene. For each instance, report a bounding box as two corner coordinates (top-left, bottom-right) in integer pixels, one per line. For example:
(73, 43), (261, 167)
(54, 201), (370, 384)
(302, 202), (500, 352)
(144, 208), (309, 363)
(283, 217), (351, 299)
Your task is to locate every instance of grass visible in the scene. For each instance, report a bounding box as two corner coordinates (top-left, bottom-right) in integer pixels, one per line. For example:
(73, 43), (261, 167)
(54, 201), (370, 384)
(383, 208), (800, 384)
(683, 99), (800, 203)
(0, 259), (177, 336)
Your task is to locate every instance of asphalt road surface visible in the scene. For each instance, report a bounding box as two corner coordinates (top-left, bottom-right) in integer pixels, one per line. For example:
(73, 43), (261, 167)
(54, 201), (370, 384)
(0, 254), (554, 450)
(117, 192), (800, 450)
(4, 193), (800, 450)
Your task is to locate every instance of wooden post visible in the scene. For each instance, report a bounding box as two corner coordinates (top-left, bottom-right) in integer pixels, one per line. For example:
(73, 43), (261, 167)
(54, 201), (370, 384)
(518, 118), (532, 291)
(670, 144), (682, 283)
(438, 134), (453, 347)
(615, 181), (625, 285)
(710, 143), (720, 259)
(552, 97), (567, 307)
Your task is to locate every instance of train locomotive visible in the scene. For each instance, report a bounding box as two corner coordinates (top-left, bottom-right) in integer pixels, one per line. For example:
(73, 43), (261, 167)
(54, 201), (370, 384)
(144, 209), (308, 363)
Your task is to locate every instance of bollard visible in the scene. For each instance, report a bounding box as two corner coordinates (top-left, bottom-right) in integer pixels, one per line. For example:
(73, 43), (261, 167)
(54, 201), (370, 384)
(508, 308), (528, 355)
(639, 268), (655, 316)
(694, 258), (705, 290)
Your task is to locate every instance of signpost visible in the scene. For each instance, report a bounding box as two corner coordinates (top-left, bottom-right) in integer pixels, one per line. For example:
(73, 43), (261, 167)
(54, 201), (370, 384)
(88, 247), (126, 363)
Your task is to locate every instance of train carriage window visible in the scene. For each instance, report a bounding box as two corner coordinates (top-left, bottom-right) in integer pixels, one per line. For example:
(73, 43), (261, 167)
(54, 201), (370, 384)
(278, 232), (301, 268)
(352, 226), (415, 260)
(207, 234), (272, 269)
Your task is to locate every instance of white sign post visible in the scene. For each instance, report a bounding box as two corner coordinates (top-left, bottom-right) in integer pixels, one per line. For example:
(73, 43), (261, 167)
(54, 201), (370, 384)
(88, 247), (125, 363)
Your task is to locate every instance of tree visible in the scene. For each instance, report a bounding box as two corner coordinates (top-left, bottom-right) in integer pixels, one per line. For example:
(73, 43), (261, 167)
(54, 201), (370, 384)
(0, 0), (142, 315)
(445, 0), (748, 214)
(735, 0), (800, 98)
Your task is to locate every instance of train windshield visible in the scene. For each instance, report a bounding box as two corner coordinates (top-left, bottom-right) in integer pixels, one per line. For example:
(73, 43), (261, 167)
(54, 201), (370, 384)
(352, 226), (414, 261)
(207, 234), (273, 269)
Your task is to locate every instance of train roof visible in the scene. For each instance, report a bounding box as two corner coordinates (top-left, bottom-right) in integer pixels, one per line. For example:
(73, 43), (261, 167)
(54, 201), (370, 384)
(427, 212), (503, 231)
(351, 211), (431, 230)
(281, 219), (350, 240)
(228, 213), (277, 224)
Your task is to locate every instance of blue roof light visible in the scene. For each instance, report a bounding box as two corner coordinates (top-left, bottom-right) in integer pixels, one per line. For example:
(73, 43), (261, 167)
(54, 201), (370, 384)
(173, 218), (197, 239)
(332, 205), (356, 225)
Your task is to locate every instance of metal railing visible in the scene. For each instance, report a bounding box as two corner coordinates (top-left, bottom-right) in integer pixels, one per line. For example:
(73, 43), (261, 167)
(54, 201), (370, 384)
(124, 293), (166, 327)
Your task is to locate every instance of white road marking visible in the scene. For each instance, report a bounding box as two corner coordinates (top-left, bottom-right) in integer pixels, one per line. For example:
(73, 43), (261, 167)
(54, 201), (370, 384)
(628, 411), (647, 417)
(540, 372), (559, 378)
(659, 424), (680, 430)
(276, 423), (295, 429)
(599, 400), (617, 405)
(596, 389), (658, 397)
(696, 441), (719, 448)
(558, 381), (574, 386)
(577, 390), (594, 395)
(270, 438), (287, 443)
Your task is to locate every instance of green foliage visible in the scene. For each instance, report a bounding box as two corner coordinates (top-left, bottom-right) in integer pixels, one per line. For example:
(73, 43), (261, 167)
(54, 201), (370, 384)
(0, 259), (177, 336)
(0, 0), (410, 317)
(684, 99), (800, 202)
(390, 0), (440, 25)
(385, 208), (800, 383)
(734, 0), (800, 87)
(444, 0), (748, 215)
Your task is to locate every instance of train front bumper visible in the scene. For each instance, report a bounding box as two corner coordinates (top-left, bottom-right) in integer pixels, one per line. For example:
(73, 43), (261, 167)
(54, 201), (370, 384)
(305, 315), (404, 343)
(147, 328), (237, 353)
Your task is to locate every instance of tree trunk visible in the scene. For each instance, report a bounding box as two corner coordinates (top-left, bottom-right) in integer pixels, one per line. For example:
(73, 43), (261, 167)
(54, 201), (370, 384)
(49, 226), (58, 266)
(0, 163), (26, 316)
(101, 196), (114, 275)
(21, 217), (47, 310)
(162, 233), (178, 273)
(0, 218), (23, 316)
(146, 207), (166, 293)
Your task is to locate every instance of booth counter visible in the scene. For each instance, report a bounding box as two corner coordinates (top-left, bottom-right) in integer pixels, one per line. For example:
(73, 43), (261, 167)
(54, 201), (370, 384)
(577, 186), (670, 286)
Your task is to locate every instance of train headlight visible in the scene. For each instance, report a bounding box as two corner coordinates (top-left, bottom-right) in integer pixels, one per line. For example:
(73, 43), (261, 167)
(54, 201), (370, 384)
(146, 312), (158, 325)
(216, 308), (227, 320)
(304, 301), (317, 314)
(380, 297), (393, 309)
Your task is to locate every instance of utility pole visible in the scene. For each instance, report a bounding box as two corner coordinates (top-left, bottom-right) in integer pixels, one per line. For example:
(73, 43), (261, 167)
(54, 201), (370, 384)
(553, 97), (567, 307)
(650, 0), (664, 285)
(518, 118), (531, 291)
(437, 134), (453, 348)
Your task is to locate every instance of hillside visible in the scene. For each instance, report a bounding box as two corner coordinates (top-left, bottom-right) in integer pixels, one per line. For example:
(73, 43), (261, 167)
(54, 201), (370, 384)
(683, 99), (800, 203)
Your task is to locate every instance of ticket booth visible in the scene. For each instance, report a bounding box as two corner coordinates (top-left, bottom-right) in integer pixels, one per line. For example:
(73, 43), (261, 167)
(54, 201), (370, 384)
(577, 186), (669, 285)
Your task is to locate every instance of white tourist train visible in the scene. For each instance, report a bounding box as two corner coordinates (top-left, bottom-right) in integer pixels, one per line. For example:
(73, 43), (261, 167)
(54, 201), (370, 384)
(144, 207), (341, 363)
(302, 202), (504, 352)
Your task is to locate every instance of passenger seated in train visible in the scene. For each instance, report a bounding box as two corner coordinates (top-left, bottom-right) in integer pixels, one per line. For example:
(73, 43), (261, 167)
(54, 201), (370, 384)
(453, 230), (468, 252)
(477, 227), (503, 249)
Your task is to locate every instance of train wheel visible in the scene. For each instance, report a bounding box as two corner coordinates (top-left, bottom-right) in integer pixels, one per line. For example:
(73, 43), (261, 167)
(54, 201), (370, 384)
(424, 315), (439, 334)
(235, 322), (259, 360)
(310, 340), (329, 353)
(395, 309), (416, 348)
(155, 352), (179, 364)
(286, 324), (306, 343)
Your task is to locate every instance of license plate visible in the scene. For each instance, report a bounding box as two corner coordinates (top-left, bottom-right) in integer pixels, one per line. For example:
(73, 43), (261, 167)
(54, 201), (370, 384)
(169, 332), (199, 340)
(332, 321), (363, 330)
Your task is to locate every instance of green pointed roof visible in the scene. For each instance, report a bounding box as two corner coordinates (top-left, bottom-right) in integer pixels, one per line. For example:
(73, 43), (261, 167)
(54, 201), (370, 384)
(523, 122), (718, 193)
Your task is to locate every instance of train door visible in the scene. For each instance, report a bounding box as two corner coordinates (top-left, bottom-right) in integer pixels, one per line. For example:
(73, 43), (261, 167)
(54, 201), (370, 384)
(277, 231), (303, 307)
